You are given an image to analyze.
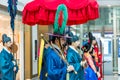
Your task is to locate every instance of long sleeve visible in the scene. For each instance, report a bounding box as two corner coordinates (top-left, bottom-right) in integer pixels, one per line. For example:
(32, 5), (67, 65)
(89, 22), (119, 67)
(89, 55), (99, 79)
(11, 54), (19, 74)
(67, 52), (81, 72)
(66, 47), (84, 80)
(0, 55), (14, 80)
(47, 50), (67, 80)
(85, 53), (97, 73)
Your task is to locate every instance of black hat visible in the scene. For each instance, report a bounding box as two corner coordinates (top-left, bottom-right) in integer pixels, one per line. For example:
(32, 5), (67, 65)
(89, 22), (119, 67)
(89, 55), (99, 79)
(46, 32), (71, 44)
(81, 43), (91, 52)
(88, 32), (96, 44)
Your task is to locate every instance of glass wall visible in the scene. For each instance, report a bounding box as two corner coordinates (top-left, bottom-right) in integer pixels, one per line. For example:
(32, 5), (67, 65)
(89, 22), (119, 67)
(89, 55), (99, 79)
(83, 7), (113, 35)
(71, 6), (120, 74)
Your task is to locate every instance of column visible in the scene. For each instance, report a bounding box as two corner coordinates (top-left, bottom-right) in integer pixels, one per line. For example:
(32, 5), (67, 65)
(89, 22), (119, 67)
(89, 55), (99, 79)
(24, 25), (32, 79)
(113, 7), (118, 73)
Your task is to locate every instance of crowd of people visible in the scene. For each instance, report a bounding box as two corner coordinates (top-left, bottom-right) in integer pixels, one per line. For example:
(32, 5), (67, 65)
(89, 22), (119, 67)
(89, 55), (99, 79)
(40, 32), (103, 80)
(0, 32), (103, 80)
(0, 32), (102, 80)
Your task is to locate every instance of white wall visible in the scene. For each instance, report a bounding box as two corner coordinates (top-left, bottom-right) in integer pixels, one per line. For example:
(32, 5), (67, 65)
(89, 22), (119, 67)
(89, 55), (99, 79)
(19, 24), (25, 80)
(0, 0), (33, 11)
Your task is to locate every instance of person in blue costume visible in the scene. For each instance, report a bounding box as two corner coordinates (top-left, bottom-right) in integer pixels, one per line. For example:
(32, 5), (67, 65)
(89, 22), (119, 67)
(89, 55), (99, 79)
(81, 43), (98, 80)
(66, 32), (85, 80)
(40, 40), (52, 80)
(46, 33), (74, 80)
(0, 34), (18, 80)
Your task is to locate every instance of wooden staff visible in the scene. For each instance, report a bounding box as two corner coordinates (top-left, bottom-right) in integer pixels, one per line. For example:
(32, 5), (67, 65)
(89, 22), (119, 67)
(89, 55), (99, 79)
(13, 31), (16, 80)
(41, 34), (77, 74)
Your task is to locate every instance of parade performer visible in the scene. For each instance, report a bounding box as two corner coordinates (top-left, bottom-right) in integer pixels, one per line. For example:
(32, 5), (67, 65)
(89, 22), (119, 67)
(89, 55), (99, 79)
(44, 4), (74, 80)
(66, 32), (85, 80)
(82, 43), (100, 77)
(47, 34), (72, 80)
(88, 32), (102, 80)
(81, 43), (98, 80)
(0, 34), (18, 80)
(94, 41), (103, 80)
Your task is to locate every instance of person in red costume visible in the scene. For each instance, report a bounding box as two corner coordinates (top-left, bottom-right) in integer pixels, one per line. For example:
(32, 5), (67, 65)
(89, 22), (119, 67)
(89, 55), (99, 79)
(88, 32), (103, 80)
(94, 42), (103, 80)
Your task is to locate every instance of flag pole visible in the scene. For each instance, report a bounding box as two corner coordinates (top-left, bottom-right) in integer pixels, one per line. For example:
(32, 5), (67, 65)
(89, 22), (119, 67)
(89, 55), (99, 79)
(8, 0), (18, 79)
(11, 26), (16, 80)
(38, 37), (45, 77)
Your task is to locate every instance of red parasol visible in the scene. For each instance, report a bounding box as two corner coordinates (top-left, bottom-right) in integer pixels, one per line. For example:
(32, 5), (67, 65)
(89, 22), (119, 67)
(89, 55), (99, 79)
(22, 0), (99, 25)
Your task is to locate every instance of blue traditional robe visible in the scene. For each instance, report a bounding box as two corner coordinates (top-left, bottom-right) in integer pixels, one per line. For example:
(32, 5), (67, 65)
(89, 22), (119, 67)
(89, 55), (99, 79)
(66, 46), (84, 80)
(40, 47), (51, 80)
(0, 48), (18, 80)
(84, 66), (98, 80)
(47, 44), (67, 80)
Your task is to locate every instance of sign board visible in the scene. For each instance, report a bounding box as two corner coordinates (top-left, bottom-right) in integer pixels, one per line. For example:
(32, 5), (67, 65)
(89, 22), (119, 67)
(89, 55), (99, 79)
(102, 39), (112, 55)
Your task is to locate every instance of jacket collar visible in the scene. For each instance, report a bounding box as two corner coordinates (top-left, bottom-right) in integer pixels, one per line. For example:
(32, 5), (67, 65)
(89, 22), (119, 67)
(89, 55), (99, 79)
(69, 46), (78, 53)
(52, 44), (62, 53)
(3, 47), (11, 54)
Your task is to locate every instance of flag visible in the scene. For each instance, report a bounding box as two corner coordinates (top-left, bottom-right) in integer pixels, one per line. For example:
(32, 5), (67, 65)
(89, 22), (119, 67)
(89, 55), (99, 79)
(38, 38), (45, 77)
(8, 0), (18, 32)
